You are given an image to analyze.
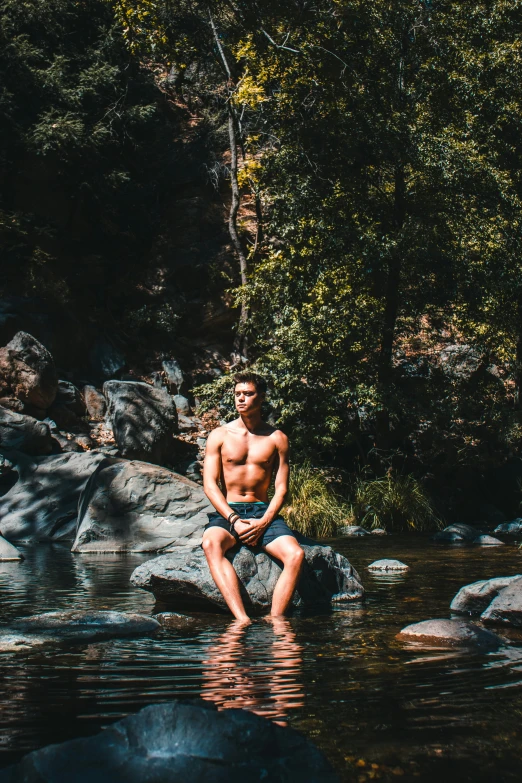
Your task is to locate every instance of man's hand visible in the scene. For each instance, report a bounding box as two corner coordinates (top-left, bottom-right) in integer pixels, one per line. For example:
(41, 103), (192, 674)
(236, 517), (268, 547)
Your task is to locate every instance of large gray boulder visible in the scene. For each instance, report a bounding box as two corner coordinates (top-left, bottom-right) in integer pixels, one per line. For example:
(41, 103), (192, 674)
(0, 701), (337, 783)
(131, 542), (364, 613)
(0, 449), (105, 541)
(72, 459), (212, 553)
(438, 344), (485, 382)
(104, 380), (178, 465)
(396, 618), (501, 649)
(0, 331), (57, 412)
(0, 534), (23, 561)
(450, 576), (522, 615)
(0, 407), (52, 455)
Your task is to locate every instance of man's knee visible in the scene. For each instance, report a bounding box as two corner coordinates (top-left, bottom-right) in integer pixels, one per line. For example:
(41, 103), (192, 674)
(202, 533), (222, 558)
(285, 545), (305, 570)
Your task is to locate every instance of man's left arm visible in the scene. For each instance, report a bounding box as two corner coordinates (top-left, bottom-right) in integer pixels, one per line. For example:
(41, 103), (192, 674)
(239, 432), (289, 546)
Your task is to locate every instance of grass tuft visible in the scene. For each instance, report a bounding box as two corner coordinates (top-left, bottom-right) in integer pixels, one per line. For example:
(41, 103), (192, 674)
(282, 462), (350, 538)
(352, 472), (440, 533)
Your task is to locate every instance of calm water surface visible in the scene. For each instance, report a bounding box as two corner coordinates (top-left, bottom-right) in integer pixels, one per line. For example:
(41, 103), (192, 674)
(1, 536), (522, 781)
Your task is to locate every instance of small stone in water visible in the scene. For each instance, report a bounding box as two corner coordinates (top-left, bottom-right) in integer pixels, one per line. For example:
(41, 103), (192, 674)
(370, 528), (387, 535)
(368, 559), (408, 571)
(473, 535), (505, 546)
(396, 618), (501, 649)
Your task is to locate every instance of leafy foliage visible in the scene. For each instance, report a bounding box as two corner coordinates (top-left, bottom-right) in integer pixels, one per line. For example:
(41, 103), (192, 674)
(352, 473), (440, 533)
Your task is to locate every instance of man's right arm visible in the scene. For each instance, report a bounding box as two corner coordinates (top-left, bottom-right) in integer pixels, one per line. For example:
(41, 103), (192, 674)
(203, 428), (239, 523)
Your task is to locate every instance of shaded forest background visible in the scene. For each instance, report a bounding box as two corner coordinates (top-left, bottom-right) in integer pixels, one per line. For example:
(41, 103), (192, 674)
(2, 0), (522, 525)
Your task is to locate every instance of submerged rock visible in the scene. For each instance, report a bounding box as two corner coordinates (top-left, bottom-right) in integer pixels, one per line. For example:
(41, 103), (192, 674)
(131, 543), (364, 613)
(104, 380), (178, 465)
(10, 610), (160, 642)
(0, 534), (23, 561)
(370, 528), (387, 536)
(72, 459), (211, 552)
(450, 575), (522, 616)
(340, 525), (370, 537)
(473, 535), (505, 546)
(153, 612), (197, 629)
(0, 700), (338, 782)
(396, 618), (501, 649)
(494, 519), (522, 537)
(368, 559), (408, 572)
(0, 449), (105, 541)
(0, 632), (48, 652)
(433, 523), (482, 543)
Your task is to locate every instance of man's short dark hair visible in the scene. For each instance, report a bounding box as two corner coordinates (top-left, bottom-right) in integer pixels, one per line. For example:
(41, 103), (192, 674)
(233, 371), (267, 395)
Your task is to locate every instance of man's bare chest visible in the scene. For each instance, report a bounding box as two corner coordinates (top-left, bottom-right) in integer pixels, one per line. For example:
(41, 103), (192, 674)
(221, 432), (277, 468)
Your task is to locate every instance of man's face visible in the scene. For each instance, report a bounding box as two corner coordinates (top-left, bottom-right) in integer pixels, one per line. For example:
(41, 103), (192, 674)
(234, 382), (263, 415)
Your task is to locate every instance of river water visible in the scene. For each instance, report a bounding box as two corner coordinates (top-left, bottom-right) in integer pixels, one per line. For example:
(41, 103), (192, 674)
(1, 536), (522, 781)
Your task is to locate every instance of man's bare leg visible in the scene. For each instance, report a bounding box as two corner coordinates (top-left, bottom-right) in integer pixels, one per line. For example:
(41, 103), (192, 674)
(202, 528), (250, 622)
(264, 536), (305, 617)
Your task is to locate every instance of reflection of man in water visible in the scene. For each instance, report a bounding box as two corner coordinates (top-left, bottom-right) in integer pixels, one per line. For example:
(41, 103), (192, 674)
(202, 372), (305, 622)
(201, 617), (304, 725)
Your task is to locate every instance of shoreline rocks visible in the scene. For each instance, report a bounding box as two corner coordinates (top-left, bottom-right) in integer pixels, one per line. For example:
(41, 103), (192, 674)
(340, 525), (370, 537)
(131, 542), (364, 613)
(0, 534), (23, 561)
(72, 459), (212, 553)
(433, 523), (483, 543)
(104, 380), (178, 465)
(0, 700), (338, 782)
(0, 449), (105, 541)
(9, 610), (160, 642)
(0, 331), (58, 413)
(0, 407), (53, 455)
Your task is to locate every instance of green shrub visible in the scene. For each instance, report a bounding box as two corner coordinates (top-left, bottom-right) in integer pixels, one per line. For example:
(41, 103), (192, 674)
(282, 463), (351, 538)
(352, 473), (440, 533)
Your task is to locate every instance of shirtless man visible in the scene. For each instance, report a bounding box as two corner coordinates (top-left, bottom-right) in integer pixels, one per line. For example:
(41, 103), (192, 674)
(202, 372), (304, 622)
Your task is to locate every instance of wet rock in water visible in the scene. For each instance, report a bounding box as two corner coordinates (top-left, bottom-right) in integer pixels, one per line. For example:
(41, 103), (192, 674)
(0, 331), (58, 412)
(10, 610), (160, 642)
(173, 394), (191, 415)
(370, 528), (387, 536)
(473, 535), (505, 546)
(0, 700), (337, 783)
(0, 407), (53, 455)
(396, 618), (501, 649)
(0, 533), (23, 561)
(104, 380), (178, 465)
(340, 525), (370, 537)
(450, 575), (522, 616)
(368, 559), (408, 572)
(153, 612), (197, 629)
(494, 518), (522, 537)
(131, 542), (364, 613)
(0, 632), (48, 652)
(481, 580), (522, 628)
(433, 523), (482, 543)
(0, 449), (105, 541)
(83, 385), (106, 420)
(72, 459), (212, 552)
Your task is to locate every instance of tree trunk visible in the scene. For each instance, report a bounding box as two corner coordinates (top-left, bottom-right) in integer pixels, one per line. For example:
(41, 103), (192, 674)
(515, 292), (522, 409)
(227, 107), (249, 359)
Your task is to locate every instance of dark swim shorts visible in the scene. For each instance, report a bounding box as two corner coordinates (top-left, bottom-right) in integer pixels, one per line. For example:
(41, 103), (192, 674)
(205, 502), (296, 547)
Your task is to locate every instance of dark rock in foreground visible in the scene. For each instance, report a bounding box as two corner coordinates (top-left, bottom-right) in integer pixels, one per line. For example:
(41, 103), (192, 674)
(0, 449), (105, 540)
(396, 618), (501, 649)
(0, 700), (338, 783)
(0, 407), (52, 455)
(131, 543), (364, 613)
(10, 610), (160, 642)
(104, 380), (178, 465)
(450, 576), (522, 629)
(433, 523), (482, 543)
(72, 459), (211, 552)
